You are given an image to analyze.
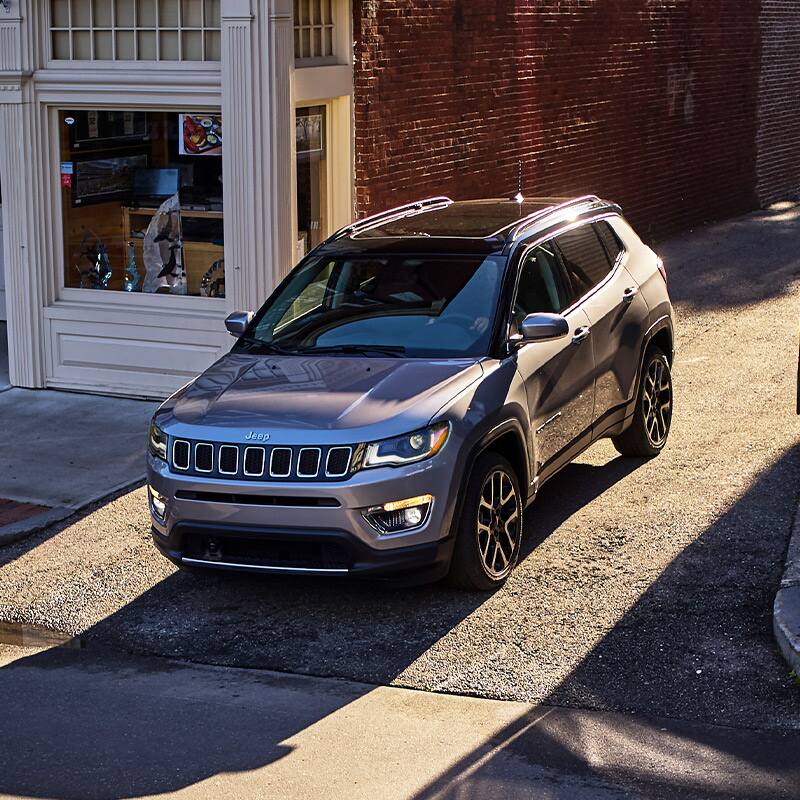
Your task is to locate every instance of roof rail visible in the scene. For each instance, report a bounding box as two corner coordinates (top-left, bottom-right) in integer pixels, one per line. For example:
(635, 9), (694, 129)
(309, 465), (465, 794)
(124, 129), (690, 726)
(328, 196), (454, 242)
(507, 194), (606, 242)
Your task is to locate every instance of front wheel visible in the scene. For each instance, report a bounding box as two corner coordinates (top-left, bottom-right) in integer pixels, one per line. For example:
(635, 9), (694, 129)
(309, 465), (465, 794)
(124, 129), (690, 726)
(612, 346), (673, 457)
(448, 452), (523, 591)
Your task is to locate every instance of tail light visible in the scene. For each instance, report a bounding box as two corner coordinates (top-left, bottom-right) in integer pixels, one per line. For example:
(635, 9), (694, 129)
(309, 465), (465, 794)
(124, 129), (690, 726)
(656, 257), (667, 285)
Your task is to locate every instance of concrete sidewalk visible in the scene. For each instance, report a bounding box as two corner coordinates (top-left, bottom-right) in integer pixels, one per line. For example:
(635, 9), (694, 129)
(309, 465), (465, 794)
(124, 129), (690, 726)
(0, 381), (157, 544)
(775, 504), (800, 675)
(1, 640), (798, 800)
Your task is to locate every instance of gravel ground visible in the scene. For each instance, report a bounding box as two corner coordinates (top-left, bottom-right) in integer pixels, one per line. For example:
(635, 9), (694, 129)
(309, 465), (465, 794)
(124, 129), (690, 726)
(1, 207), (799, 733)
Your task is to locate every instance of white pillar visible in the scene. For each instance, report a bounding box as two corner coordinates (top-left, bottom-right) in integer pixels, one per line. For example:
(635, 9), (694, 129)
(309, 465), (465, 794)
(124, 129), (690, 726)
(0, 0), (46, 388)
(221, 0), (295, 313)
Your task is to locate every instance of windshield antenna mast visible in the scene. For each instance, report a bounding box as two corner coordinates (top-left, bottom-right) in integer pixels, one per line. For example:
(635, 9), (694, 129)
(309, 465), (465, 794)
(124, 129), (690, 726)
(513, 160), (524, 204)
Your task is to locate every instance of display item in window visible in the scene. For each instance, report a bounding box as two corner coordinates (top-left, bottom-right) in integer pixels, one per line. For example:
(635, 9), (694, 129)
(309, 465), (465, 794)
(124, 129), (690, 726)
(200, 259), (225, 298)
(73, 229), (112, 290)
(124, 241), (141, 292)
(142, 193), (187, 295)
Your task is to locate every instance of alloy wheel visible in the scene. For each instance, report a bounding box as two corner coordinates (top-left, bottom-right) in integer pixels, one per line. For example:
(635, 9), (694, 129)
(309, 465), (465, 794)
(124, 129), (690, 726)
(476, 469), (521, 579)
(642, 357), (672, 447)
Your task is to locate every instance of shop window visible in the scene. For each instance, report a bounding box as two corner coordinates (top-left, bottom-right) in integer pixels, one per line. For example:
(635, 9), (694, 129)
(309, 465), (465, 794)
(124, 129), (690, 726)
(50, 0), (221, 62)
(59, 110), (225, 299)
(294, 0), (335, 62)
(296, 106), (328, 260)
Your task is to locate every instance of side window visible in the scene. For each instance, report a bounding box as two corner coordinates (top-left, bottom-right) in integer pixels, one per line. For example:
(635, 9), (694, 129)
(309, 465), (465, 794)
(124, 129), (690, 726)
(554, 224), (612, 299)
(594, 220), (624, 265)
(511, 242), (573, 334)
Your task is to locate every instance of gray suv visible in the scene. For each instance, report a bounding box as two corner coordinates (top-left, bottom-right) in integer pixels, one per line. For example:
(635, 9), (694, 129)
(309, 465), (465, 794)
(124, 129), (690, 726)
(147, 195), (674, 590)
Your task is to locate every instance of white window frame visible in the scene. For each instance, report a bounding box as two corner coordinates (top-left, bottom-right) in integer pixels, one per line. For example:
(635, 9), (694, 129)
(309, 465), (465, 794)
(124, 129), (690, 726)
(44, 1), (223, 69)
(293, 0), (349, 68)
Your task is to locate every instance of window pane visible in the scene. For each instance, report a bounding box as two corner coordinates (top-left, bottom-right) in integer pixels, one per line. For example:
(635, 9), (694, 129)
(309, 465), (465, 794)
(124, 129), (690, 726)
(182, 30), (202, 60)
(116, 30), (135, 59)
(52, 30), (71, 58)
(555, 225), (612, 297)
(181, 0), (203, 27)
(296, 106), (327, 256)
(137, 0), (157, 27)
(158, 0), (179, 27)
(159, 30), (179, 59)
(204, 0), (220, 27)
(137, 30), (157, 59)
(72, 0), (91, 27)
(51, 0), (70, 28)
(594, 221), (623, 264)
(59, 109), (225, 299)
(115, 0), (136, 27)
(94, 30), (113, 59)
(93, 0), (113, 27)
(512, 242), (572, 334)
(204, 30), (220, 61)
(73, 30), (92, 58)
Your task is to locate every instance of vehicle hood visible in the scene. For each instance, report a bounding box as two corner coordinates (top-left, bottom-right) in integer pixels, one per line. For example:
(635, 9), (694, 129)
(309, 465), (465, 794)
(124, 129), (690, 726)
(161, 353), (484, 442)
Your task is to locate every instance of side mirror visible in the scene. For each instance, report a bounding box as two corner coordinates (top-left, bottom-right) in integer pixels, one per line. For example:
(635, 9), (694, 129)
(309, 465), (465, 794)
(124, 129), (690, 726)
(519, 312), (569, 342)
(225, 310), (254, 338)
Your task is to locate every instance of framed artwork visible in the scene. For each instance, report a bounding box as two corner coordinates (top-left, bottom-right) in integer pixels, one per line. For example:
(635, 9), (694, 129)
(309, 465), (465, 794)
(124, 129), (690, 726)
(296, 112), (324, 157)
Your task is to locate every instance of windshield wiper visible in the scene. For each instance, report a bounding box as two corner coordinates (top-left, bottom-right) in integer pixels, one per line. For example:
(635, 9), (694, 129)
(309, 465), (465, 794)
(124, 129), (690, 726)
(297, 344), (407, 358)
(237, 335), (295, 355)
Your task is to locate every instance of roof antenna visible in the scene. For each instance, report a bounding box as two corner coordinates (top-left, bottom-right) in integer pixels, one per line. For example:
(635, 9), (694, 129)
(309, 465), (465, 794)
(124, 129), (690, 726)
(513, 160), (524, 204)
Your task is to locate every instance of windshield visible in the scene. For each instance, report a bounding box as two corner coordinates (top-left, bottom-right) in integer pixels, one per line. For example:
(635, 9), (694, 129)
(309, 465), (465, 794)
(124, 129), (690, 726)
(236, 253), (507, 358)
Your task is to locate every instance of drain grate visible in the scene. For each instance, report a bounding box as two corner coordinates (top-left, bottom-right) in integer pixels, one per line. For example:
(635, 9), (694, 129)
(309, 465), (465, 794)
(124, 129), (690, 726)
(0, 498), (50, 527)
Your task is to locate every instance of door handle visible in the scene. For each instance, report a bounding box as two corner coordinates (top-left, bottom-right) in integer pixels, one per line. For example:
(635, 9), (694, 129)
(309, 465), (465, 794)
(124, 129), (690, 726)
(623, 286), (639, 304)
(572, 326), (591, 345)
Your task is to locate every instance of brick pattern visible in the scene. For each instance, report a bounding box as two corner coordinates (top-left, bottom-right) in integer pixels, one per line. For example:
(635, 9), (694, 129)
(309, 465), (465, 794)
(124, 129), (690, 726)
(757, 0), (800, 207)
(353, 1), (762, 240)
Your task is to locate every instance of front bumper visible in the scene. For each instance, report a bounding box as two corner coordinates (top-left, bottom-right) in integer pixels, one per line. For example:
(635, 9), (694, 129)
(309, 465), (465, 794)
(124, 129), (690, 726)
(152, 521), (455, 580)
(146, 449), (461, 579)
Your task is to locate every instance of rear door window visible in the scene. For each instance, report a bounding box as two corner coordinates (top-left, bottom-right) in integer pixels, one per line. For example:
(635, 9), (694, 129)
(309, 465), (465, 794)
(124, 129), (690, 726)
(554, 224), (613, 300)
(594, 220), (624, 266)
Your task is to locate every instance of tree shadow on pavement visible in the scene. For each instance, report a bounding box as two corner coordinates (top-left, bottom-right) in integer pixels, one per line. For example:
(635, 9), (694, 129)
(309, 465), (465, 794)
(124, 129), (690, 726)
(406, 444), (800, 800)
(660, 203), (800, 312)
(0, 450), (648, 799)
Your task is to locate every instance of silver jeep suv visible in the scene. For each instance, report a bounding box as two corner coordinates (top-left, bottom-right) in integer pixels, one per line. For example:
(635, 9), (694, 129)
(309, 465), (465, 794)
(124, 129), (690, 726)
(147, 195), (674, 590)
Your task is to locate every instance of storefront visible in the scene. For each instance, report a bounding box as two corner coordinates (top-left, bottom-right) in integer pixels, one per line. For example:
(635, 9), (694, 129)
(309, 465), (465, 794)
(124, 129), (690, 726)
(0, 0), (353, 398)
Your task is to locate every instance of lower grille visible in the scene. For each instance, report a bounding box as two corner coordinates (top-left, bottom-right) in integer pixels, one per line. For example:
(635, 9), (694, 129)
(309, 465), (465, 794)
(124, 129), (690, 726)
(182, 532), (352, 571)
(175, 490), (340, 508)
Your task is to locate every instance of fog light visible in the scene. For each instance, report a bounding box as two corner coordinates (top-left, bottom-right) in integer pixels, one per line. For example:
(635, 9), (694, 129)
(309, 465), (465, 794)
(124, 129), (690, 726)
(404, 507), (423, 526)
(364, 494), (433, 534)
(148, 485), (167, 522)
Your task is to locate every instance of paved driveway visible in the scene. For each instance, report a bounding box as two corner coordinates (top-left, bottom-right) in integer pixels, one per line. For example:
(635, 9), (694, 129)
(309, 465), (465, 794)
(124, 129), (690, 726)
(1, 207), (799, 735)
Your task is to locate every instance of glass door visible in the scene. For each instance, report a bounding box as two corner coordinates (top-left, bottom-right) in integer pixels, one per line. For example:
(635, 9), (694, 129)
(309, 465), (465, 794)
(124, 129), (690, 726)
(295, 105), (328, 260)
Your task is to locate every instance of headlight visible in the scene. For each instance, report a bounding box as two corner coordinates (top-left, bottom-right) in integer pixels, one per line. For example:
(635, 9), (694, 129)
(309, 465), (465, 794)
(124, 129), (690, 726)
(362, 422), (450, 468)
(148, 421), (168, 461)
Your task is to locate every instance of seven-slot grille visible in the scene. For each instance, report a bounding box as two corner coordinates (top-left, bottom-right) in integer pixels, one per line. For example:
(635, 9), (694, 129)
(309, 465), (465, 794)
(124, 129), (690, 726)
(169, 439), (354, 482)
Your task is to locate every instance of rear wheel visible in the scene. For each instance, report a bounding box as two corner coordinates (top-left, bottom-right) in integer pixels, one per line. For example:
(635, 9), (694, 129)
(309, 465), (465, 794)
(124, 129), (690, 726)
(612, 346), (673, 457)
(448, 452), (523, 591)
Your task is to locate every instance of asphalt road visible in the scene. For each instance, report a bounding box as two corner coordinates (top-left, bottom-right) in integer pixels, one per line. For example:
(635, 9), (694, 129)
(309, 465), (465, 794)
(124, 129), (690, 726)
(2, 643), (798, 800)
(1, 206), (799, 742)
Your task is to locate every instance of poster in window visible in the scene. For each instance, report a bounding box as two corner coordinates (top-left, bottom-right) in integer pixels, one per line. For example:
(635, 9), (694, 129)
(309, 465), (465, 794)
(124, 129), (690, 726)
(179, 114), (223, 156)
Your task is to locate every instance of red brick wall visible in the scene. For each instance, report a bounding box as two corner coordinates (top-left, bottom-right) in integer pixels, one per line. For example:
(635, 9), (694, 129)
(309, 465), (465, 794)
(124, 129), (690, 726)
(353, 1), (762, 239)
(757, 0), (800, 206)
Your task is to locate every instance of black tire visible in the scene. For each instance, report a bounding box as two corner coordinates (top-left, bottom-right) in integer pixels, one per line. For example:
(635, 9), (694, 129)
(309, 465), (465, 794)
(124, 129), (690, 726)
(447, 452), (523, 591)
(612, 346), (673, 457)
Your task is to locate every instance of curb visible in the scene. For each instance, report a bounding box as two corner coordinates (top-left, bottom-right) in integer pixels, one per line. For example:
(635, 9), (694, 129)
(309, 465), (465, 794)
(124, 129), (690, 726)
(0, 476), (146, 547)
(774, 504), (800, 675)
